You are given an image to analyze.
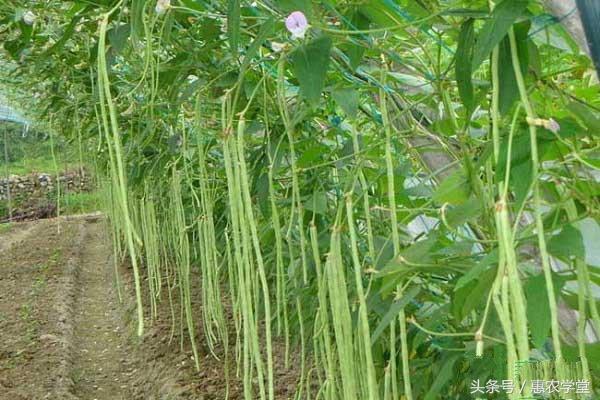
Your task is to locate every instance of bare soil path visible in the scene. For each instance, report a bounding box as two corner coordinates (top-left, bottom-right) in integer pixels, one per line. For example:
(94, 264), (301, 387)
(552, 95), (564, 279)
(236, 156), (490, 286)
(0, 216), (134, 400)
(0, 218), (81, 399)
(0, 220), (38, 253)
(71, 221), (128, 399)
(1, 215), (302, 400)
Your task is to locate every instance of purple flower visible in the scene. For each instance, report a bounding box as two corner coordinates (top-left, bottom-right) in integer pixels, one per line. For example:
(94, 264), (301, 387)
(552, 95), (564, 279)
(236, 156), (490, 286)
(546, 118), (560, 134)
(285, 11), (308, 39)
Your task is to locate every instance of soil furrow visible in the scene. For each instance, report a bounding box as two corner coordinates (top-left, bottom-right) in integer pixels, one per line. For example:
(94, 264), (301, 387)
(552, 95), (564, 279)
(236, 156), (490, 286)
(70, 221), (128, 400)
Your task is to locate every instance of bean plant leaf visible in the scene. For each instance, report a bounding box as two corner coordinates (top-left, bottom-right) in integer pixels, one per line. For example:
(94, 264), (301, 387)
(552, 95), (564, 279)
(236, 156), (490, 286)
(277, 0), (312, 15)
(304, 192), (328, 215)
(433, 169), (471, 206)
(471, 0), (529, 71)
(45, 14), (84, 56)
(297, 142), (329, 167)
(332, 87), (359, 118)
(359, 0), (402, 28)
(290, 36), (333, 105)
(130, 0), (145, 39)
(240, 17), (274, 75)
(455, 250), (498, 290)
(498, 21), (530, 114)
(4, 20), (33, 59)
(526, 273), (551, 348)
(562, 342), (600, 375)
(108, 23), (131, 55)
(455, 18), (475, 116)
(340, 10), (370, 70)
(370, 286), (420, 344)
(424, 355), (461, 400)
(442, 8), (488, 18)
(227, 0), (240, 57)
(452, 266), (495, 322)
(179, 0), (205, 12)
(547, 224), (586, 261)
(445, 196), (482, 228)
(511, 160), (533, 211)
(567, 102), (600, 134)
(525, 273), (567, 348)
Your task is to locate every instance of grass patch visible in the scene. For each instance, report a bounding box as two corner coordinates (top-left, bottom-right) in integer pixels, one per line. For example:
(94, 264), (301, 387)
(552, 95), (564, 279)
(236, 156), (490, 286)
(0, 222), (12, 234)
(60, 191), (101, 215)
(5, 157), (84, 176)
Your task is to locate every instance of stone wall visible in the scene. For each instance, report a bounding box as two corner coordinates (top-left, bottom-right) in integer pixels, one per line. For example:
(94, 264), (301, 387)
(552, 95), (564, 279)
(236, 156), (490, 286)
(0, 170), (92, 201)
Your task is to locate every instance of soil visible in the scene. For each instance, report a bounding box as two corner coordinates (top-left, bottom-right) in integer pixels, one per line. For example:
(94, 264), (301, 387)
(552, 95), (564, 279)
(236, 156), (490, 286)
(0, 216), (302, 400)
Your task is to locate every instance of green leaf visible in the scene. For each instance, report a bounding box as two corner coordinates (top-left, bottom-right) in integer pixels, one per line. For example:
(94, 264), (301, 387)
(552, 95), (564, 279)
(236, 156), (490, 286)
(131, 0), (145, 39)
(297, 142), (329, 168)
(456, 18), (476, 116)
(433, 169), (471, 206)
(547, 224), (586, 261)
(277, 0), (312, 15)
(332, 87), (359, 118)
(567, 102), (600, 134)
(498, 21), (530, 114)
(471, 0), (529, 71)
(525, 273), (567, 349)
(304, 192), (328, 215)
(340, 10), (370, 70)
(108, 23), (131, 55)
(255, 173), (270, 218)
(424, 355), (460, 400)
(240, 17), (274, 75)
(455, 250), (498, 290)
(290, 36), (333, 105)
(525, 273), (550, 348)
(442, 8), (489, 18)
(528, 40), (541, 76)
(359, 0), (403, 28)
(4, 39), (23, 60)
(373, 236), (395, 270)
(4, 20), (34, 59)
(445, 196), (482, 228)
(562, 342), (600, 375)
(511, 160), (533, 211)
(371, 286), (420, 344)
(452, 266), (496, 322)
(380, 234), (441, 277)
(179, 0), (205, 12)
(227, 0), (240, 57)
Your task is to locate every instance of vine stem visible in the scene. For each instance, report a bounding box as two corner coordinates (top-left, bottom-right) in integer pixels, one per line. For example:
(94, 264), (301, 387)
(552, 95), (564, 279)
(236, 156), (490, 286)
(408, 316), (504, 344)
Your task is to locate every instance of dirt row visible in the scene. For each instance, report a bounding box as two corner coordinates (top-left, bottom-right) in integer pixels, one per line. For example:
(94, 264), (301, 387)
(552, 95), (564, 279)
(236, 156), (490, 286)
(0, 218), (81, 399)
(0, 216), (302, 400)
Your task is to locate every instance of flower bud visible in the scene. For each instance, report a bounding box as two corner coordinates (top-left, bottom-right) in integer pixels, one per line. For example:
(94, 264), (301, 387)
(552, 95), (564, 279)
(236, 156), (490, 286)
(155, 0), (170, 16)
(23, 11), (36, 25)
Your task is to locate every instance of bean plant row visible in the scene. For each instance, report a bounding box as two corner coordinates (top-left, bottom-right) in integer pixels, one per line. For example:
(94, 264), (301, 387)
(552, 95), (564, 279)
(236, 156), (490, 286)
(1, 0), (599, 398)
